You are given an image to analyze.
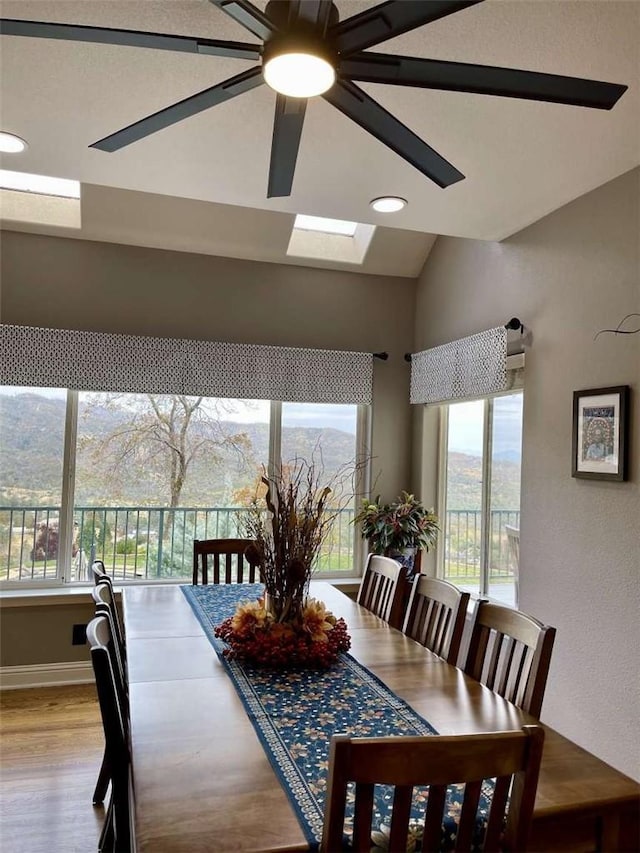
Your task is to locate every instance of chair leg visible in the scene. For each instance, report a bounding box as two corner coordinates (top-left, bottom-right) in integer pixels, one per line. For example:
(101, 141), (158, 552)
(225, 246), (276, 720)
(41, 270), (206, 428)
(93, 750), (111, 804)
(99, 796), (115, 852)
(112, 773), (132, 853)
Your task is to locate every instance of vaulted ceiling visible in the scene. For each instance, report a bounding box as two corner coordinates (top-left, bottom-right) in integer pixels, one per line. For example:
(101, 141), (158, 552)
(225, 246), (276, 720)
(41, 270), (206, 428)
(1, 1), (638, 275)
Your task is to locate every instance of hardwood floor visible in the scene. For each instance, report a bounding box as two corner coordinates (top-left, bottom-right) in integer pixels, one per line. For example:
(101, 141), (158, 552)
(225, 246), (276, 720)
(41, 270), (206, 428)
(0, 684), (104, 853)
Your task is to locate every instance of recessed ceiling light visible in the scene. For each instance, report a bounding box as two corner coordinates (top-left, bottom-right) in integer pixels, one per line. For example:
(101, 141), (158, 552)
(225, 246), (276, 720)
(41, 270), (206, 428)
(370, 196), (407, 213)
(0, 132), (28, 154)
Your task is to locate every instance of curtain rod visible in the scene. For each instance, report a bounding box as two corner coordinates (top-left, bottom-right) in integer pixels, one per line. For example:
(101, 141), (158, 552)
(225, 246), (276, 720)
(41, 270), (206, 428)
(404, 318), (522, 362)
(373, 351), (388, 360)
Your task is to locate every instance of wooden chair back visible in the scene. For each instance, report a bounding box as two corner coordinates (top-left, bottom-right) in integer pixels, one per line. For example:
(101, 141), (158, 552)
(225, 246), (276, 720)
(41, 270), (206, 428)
(403, 575), (470, 665)
(92, 583), (128, 705)
(357, 554), (405, 628)
(322, 725), (545, 853)
(92, 562), (127, 665)
(192, 538), (260, 585)
(87, 615), (134, 853)
(92, 558), (109, 585)
(464, 601), (556, 718)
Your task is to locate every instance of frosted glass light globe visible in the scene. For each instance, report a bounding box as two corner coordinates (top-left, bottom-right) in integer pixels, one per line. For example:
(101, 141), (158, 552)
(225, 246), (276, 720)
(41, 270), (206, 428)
(264, 52), (335, 98)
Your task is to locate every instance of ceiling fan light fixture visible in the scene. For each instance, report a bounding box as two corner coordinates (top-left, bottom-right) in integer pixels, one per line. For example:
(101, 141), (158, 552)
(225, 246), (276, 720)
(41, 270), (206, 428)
(0, 132), (28, 154)
(263, 47), (335, 98)
(370, 196), (407, 213)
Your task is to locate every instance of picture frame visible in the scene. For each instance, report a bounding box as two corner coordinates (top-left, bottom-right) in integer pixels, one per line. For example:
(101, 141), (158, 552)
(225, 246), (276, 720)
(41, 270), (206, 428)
(572, 385), (630, 481)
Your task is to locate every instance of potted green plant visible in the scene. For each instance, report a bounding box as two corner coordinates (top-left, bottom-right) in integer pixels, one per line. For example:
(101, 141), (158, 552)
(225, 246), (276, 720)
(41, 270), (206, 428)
(353, 491), (439, 569)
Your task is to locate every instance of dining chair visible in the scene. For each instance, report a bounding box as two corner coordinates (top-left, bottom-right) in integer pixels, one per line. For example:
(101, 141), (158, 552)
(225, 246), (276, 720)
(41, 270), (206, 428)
(192, 537), (260, 585)
(92, 561), (127, 668)
(91, 582), (129, 807)
(356, 554), (405, 629)
(322, 725), (544, 853)
(463, 601), (556, 718)
(402, 575), (470, 665)
(87, 614), (134, 853)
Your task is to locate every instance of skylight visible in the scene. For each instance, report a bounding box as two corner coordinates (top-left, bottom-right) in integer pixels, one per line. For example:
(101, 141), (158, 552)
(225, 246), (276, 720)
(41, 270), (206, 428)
(293, 214), (358, 237)
(0, 169), (80, 199)
(0, 169), (81, 228)
(288, 214), (375, 265)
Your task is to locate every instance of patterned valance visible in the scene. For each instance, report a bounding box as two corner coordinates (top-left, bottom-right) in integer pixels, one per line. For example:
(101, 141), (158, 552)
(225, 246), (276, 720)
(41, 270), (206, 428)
(410, 326), (508, 404)
(0, 324), (373, 405)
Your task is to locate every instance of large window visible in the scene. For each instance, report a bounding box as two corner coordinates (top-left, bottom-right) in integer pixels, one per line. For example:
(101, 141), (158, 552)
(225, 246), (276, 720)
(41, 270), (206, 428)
(440, 392), (523, 606)
(1, 387), (366, 586)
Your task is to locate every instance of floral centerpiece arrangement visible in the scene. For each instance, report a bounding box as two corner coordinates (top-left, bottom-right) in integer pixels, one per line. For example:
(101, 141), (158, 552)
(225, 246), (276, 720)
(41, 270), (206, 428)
(214, 459), (352, 667)
(353, 491), (439, 565)
(215, 596), (350, 667)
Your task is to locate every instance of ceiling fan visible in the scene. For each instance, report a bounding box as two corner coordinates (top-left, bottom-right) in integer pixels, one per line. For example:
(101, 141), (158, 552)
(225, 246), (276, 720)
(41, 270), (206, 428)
(0, 0), (628, 198)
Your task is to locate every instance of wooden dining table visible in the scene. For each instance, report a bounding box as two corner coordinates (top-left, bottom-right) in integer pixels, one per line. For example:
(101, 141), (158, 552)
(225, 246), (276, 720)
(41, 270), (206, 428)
(123, 582), (639, 852)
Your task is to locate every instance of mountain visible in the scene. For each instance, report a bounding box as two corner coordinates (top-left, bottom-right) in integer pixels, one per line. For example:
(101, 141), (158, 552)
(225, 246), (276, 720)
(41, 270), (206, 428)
(0, 393), (360, 506)
(0, 392), (520, 510)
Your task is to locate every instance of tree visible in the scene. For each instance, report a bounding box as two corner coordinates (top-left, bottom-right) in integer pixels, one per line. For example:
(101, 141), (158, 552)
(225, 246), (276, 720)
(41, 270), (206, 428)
(79, 394), (254, 507)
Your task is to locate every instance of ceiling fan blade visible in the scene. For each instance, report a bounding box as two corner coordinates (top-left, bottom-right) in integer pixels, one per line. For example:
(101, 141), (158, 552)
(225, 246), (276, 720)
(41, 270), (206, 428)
(323, 79), (464, 188)
(332, 1), (483, 56)
(0, 18), (261, 61)
(267, 95), (307, 198)
(208, 0), (278, 41)
(90, 67), (264, 152)
(341, 53), (628, 110)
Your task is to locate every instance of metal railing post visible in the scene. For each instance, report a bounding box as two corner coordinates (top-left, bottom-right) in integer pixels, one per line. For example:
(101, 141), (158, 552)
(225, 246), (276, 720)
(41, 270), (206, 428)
(157, 509), (164, 578)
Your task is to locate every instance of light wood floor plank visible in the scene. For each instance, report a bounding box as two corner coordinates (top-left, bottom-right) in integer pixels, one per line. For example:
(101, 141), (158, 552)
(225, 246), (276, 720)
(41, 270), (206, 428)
(1, 684), (105, 853)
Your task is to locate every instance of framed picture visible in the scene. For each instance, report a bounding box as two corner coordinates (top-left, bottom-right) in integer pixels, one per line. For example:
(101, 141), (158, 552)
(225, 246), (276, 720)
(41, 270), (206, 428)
(572, 385), (630, 481)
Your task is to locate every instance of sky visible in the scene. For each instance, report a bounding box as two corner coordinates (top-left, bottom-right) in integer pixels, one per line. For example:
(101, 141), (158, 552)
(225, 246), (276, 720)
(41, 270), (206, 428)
(1, 387), (521, 450)
(0, 387), (358, 434)
(448, 394), (523, 459)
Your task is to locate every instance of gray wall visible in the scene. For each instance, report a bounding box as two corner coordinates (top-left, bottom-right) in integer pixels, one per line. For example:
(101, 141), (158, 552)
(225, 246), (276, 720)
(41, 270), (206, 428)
(2, 171), (639, 782)
(0, 233), (416, 666)
(0, 230), (417, 500)
(414, 167), (640, 781)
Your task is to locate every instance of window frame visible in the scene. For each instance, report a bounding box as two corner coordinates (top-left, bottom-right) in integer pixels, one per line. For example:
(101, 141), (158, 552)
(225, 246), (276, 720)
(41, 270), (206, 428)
(436, 389), (523, 604)
(1, 390), (370, 588)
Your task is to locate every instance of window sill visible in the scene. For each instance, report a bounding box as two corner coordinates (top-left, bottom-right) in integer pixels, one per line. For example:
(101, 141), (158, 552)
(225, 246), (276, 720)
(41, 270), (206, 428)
(0, 585), (97, 608)
(0, 577), (362, 608)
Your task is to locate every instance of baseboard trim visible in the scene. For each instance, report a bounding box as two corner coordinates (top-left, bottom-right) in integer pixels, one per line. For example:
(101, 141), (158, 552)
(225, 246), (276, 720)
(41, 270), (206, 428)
(0, 661), (94, 690)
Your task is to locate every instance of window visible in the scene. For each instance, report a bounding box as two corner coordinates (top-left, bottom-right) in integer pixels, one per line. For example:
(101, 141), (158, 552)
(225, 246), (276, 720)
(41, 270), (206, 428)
(0, 386), (67, 582)
(1, 388), (366, 586)
(439, 392), (523, 606)
(281, 402), (359, 572)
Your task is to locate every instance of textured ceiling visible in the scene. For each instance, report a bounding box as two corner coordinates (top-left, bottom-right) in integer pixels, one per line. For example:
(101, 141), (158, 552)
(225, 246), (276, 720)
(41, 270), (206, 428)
(0, 0), (638, 273)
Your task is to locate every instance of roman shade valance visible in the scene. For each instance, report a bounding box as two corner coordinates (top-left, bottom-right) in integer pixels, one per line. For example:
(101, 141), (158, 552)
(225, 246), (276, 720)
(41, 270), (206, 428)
(0, 324), (373, 405)
(409, 326), (510, 405)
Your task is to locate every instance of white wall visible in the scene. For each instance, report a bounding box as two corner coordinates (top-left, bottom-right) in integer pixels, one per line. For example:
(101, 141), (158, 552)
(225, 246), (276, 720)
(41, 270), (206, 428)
(414, 168), (640, 781)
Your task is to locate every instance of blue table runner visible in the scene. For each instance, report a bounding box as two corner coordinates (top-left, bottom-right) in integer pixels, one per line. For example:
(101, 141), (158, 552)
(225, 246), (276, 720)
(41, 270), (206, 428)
(181, 584), (493, 851)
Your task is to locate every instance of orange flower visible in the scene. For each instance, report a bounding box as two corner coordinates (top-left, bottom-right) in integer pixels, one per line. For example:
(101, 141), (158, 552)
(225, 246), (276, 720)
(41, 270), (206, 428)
(231, 598), (269, 634)
(301, 598), (334, 643)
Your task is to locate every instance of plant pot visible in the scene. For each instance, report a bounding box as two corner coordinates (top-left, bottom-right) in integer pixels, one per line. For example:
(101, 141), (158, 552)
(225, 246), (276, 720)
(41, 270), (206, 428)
(386, 547), (418, 571)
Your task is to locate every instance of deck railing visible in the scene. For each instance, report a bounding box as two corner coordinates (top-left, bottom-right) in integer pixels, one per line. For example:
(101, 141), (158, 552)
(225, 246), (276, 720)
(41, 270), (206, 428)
(0, 505), (356, 582)
(444, 508), (521, 583)
(0, 506), (520, 584)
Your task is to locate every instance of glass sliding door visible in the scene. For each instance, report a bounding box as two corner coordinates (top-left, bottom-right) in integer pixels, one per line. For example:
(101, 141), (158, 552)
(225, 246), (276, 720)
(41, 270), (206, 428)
(441, 392), (523, 605)
(488, 394), (523, 604)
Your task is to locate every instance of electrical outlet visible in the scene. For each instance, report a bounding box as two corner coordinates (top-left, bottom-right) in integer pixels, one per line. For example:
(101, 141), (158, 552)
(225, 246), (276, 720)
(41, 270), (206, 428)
(72, 623), (88, 645)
